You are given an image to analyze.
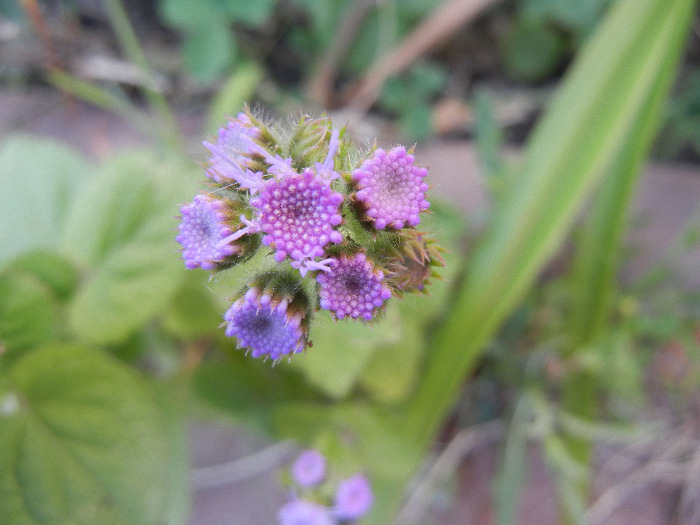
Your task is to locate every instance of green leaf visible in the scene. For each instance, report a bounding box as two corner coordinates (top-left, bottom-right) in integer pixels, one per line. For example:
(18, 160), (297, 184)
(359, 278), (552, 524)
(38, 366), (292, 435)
(224, 0), (275, 26)
(358, 304), (425, 404)
(159, 0), (219, 28)
(290, 308), (402, 399)
(0, 272), (57, 356)
(192, 354), (321, 433)
(0, 344), (187, 525)
(501, 20), (566, 82)
(408, 0), (696, 447)
(62, 152), (196, 344)
(3, 250), (80, 301)
(493, 396), (532, 525)
(523, 0), (611, 36)
(183, 23), (236, 82)
(161, 270), (227, 340)
(0, 135), (91, 265)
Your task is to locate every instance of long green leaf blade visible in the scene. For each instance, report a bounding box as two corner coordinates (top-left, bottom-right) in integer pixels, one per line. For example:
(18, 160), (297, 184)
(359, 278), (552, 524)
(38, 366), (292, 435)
(408, 0), (696, 443)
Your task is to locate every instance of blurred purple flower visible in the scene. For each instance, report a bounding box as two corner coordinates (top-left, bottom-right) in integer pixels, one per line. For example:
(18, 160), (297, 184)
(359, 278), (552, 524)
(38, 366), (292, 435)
(176, 195), (239, 270)
(316, 253), (392, 320)
(278, 499), (336, 525)
(333, 475), (373, 521)
(224, 288), (306, 360)
(351, 146), (429, 230)
(292, 450), (326, 487)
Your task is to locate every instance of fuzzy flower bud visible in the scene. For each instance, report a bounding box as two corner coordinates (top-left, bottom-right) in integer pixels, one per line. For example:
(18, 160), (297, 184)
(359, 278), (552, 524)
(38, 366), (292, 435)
(351, 146), (430, 230)
(385, 229), (445, 295)
(251, 168), (344, 268)
(176, 195), (244, 270)
(316, 252), (392, 321)
(292, 449), (326, 488)
(278, 499), (335, 525)
(203, 113), (262, 187)
(223, 270), (311, 360)
(333, 474), (373, 521)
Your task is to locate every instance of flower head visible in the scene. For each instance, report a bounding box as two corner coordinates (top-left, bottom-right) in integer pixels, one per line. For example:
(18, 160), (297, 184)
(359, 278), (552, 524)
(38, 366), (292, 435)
(176, 195), (241, 270)
(251, 168), (344, 265)
(292, 450), (326, 488)
(351, 146), (429, 230)
(385, 229), (445, 295)
(224, 287), (307, 361)
(203, 113), (264, 191)
(333, 475), (373, 521)
(317, 253), (392, 321)
(278, 499), (335, 525)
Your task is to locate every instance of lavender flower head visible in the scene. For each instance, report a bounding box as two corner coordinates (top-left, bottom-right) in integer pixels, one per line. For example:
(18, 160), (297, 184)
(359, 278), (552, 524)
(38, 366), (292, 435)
(317, 253), (392, 321)
(278, 499), (336, 525)
(292, 450), (326, 488)
(203, 113), (261, 185)
(176, 195), (240, 270)
(333, 475), (373, 521)
(224, 288), (306, 361)
(251, 168), (343, 269)
(351, 146), (430, 230)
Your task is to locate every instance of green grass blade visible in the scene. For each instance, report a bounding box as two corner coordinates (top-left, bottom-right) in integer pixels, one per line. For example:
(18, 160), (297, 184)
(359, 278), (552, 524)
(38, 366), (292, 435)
(406, 0), (696, 445)
(556, 3), (694, 517)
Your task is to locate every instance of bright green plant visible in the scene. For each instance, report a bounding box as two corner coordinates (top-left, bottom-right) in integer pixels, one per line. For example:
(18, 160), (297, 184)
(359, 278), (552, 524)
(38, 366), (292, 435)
(0, 0), (696, 523)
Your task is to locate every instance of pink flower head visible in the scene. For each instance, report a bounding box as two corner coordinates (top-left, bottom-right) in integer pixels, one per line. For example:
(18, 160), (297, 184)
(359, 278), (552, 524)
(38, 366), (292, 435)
(176, 195), (240, 270)
(333, 474), (373, 521)
(316, 253), (392, 321)
(292, 450), (326, 487)
(278, 499), (335, 525)
(224, 289), (306, 361)
(250, 168), (344, 266)
(351, 146), (429, 230)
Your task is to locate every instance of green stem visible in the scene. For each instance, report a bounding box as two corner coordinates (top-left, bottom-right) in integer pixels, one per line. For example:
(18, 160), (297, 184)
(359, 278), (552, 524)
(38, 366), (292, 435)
(102, 0), (182, 150)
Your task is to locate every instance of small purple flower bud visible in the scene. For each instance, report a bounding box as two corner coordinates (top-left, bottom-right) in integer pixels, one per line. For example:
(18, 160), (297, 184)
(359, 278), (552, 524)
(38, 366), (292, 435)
(176, 195), (240, 270)
(292, 450), (326, 487)
(251, 167), (344, 266)
(333, 475), (373, 521)
(316, 253), (392, 321)
(203, 113), (263, 191)
(278, 499), (335, 525)
(351, 146), (430, 230)
(224, 288), (307, 361)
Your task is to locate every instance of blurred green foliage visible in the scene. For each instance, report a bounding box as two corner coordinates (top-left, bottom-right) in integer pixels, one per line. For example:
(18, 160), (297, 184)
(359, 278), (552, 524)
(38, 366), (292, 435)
(1, 0), (699, 523)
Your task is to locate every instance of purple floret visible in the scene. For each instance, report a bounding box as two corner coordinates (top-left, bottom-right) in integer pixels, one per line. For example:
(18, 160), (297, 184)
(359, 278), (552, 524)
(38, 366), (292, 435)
(292, 450), (326, 488)
(176, 195), (239, 270)
(250, 168), (344, 265)
(203, 113), (264, 191)
(351, 146), (430, 230)
(316, 253), (392, 320)
(278, 499), (335, 525)
(224, 289), (305, 360)
(333, 474), (373, 521)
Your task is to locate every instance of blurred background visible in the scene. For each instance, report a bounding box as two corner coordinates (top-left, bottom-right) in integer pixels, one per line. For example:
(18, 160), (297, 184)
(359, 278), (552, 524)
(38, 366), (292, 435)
(1, 1), (700, 524)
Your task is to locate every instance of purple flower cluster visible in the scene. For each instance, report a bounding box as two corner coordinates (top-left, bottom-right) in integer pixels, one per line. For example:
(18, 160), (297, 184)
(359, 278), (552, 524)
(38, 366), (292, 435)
(279, 449), (373, 524)
(176, 108), (441, 360)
